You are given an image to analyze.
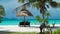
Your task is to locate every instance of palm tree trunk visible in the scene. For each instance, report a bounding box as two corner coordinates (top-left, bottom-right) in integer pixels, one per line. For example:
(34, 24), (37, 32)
(47, 16), (48, 24)
(40, 27), (43, 34)
(42, 11), (44, 23)
(24, 16), (25, 27)
(39, 3), (45, 34)
(40, 9), (45, 34)
(39, 11), (43, 34)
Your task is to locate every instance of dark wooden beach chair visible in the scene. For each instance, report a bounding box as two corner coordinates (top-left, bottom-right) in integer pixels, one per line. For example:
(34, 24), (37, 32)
(19, 21), (30, 27)
(19, 22), (24, 27)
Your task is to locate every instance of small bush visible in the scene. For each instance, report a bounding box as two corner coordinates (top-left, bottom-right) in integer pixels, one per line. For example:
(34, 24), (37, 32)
(45, 31), (50, 34)
(52, 28), (60, 34)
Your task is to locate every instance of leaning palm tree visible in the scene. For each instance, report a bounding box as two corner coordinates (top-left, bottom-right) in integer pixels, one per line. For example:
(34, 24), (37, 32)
(17, 0), (60, 34)
(18, 0), (58, 22)
(0, 5), (5, 23)
(17, 0), (60, 23)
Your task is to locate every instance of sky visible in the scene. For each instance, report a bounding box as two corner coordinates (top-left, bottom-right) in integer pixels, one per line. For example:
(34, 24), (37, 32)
(0, 0), (60, 19)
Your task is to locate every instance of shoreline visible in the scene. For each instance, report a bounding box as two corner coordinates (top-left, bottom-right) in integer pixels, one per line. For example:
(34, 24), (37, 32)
(0, 24), (60, 27)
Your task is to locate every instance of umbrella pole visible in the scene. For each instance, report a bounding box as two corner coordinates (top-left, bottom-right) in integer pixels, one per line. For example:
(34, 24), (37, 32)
(24, 16), (25, 27)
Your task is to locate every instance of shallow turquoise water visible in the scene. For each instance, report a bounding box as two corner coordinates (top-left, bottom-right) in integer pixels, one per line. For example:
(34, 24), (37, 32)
(0, 19), (60, 25)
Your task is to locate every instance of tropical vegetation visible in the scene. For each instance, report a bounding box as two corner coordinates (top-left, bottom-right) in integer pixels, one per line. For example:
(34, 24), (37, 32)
(0, 5), (5, 23)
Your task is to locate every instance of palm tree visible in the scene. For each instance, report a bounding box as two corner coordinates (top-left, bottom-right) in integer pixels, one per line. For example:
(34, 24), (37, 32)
(17, 0), (59, 22)
(17, 0), (59, 34)
(0, 5), (5, 23)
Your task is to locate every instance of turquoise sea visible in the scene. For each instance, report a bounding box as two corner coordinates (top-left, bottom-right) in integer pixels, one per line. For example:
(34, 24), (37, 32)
(0, 19), (60, 25)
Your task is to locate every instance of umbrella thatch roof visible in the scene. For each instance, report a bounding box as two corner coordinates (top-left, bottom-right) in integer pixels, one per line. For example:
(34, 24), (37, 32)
(17, 9), (33, 17)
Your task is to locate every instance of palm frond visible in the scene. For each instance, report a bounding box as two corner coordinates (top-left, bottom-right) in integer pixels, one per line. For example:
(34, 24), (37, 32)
(23, 2), (31, 7)
(36, 15), (42, 22)
(14, 2), (30, 11)
(0, 5), (5, 16)
(49, 1), (57, 7)
(46, 12), (50, 16)
(57, 2), (60, 7)
(47, 0), (53, 2)
(45, 11), (50, 16)
(18, 0), (24, 3)
(29, 0), (36, 3)
(33, 1), (40, 9)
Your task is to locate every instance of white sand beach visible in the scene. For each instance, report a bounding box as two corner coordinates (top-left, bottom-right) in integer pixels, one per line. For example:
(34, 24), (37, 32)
(0, 25), (60, 32)
(0, 25), (40, 32)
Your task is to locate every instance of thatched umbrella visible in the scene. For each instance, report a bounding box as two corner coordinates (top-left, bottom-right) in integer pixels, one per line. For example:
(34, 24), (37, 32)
(16, 9), (33, 26)
(17, 9), (33, 20)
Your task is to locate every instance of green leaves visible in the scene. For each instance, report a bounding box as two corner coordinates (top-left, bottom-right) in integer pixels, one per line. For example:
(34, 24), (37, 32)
(49, 1), (57, 7)
(52, 28), (60, 34)
(56, 2), (60, 7)
(0, 5), (5, 16)
(0, 16), (3, 23)
(45, 11), (50, 24)
(44, 18), (48, 23)
(47, 0), (53, 2)
(36, 15), (42, 22)
(33, 1), (40, 9)
(29, 0), (36, 3)
(18, 0), (24, 3)
(36, 16), (40, 20)
(45, 11), (50, 16)
(0, 5), (5, 23)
